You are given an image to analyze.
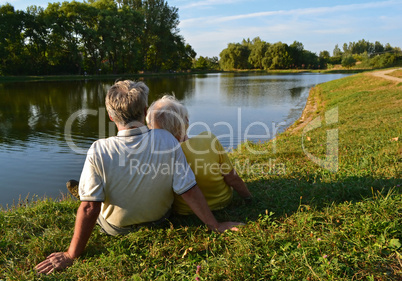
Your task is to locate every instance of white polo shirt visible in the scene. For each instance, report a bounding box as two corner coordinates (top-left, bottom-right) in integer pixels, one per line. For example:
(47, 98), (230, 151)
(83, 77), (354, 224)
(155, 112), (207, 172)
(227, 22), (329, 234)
(79, 126), (196, 227)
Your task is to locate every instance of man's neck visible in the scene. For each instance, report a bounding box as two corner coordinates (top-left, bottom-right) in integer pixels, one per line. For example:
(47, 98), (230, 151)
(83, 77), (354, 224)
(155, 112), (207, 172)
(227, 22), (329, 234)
(116, 120), (145, 132)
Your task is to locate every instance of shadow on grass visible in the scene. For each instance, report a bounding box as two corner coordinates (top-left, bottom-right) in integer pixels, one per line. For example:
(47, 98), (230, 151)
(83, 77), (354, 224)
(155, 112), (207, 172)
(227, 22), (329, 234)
(167, 175), (402, 228)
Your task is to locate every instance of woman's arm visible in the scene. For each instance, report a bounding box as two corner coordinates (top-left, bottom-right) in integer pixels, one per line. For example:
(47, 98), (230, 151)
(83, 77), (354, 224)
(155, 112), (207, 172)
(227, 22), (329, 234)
(181, 184), (243, 232)
(223, 169), (252, 200)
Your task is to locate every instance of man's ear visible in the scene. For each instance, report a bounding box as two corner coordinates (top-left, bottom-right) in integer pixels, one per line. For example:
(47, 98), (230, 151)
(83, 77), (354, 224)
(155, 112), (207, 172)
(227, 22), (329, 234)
(108, 113), (114, 122)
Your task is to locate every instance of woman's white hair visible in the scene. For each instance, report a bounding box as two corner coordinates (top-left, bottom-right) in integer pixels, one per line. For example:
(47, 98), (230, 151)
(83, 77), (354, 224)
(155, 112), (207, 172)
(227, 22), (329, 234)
(146, 95), (189, 141)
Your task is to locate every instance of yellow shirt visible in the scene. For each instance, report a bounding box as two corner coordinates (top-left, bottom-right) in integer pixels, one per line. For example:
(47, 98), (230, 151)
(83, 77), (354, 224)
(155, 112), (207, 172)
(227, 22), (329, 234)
(173, 131), (234, 215)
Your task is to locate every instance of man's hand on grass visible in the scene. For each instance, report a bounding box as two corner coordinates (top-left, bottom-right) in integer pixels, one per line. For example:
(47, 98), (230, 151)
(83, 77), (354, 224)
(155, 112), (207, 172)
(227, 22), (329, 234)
(35, 252), (74, 275)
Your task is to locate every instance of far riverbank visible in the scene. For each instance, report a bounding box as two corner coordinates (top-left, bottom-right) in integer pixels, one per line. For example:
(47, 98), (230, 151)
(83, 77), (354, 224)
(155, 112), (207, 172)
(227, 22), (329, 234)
(0, 68), (371, 83)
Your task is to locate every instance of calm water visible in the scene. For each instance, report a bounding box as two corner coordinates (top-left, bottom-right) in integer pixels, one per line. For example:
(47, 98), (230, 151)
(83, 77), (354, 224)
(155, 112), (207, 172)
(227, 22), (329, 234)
(0, 72), (349, 208)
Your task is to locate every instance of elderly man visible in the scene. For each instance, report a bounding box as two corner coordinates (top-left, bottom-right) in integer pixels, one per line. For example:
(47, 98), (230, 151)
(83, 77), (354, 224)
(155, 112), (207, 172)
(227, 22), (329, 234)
(35, 80), (241, 275)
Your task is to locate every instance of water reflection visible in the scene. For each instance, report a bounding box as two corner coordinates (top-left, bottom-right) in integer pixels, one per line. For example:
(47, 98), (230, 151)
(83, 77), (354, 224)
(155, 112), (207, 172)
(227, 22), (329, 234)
(0, 73), (349, 208)
(0, 81), (106, 145)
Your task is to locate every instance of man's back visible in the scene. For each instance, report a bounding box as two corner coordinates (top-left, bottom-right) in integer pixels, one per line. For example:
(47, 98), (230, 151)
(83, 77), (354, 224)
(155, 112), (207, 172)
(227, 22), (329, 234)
(79, 127), (196, 227)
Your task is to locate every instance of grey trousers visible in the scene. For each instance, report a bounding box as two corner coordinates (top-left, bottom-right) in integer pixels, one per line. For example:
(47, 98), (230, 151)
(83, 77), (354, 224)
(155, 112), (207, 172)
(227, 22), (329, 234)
(97, 210), (171, 236)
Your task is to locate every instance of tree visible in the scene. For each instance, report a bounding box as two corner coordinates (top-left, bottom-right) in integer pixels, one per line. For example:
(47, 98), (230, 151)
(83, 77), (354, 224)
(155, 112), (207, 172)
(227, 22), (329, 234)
(0, 1), (194, 75)
(373, 41), (384, 54)
(219, 43), (250, 70)
(139, 0), (181, 71)
(301, 50), (319, 69)
(248, 37), (269, 69)
(193, 56), (219, 70)
(341, 54), (356, 69)
(193, 56), (209, 70)
(43, 2), (81, 74)
(263, 42), (292, 69)
(319, 50), (330, 67)
(333, 44), (342, 57)
(289, 41), (304, 68)
(23, 6), (49, 74)
(0, 4), (26, 75)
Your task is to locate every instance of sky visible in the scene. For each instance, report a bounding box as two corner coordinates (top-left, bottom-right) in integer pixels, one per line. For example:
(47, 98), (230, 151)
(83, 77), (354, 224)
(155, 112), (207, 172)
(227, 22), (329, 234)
(2, 0), (402, 58)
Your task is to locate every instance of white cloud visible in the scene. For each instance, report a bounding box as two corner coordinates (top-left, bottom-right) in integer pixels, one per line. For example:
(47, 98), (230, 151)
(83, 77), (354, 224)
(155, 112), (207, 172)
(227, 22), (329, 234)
(0, 0), (18, 4)
(180, 0), (246, 9)
(181, 0), (402, 26)
(179, 0), (402, 57)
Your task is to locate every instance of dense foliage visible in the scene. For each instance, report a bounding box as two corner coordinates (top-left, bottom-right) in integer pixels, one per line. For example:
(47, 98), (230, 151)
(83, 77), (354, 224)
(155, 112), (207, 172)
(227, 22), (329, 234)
(0, 0), (196, 75)
(192, 56), (220, 71)
(219, 37), (402, 71)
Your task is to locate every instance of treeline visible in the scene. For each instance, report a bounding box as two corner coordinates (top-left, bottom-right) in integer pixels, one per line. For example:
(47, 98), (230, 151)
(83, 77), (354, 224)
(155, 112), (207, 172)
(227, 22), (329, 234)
(0, 0), (196, 76)
(333, 39), (402, 69)
(219, 37), (402, 70)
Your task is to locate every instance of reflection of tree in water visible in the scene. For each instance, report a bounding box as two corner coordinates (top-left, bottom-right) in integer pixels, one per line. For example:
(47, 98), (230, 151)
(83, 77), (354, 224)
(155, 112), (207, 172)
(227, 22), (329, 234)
(0, 81), (109, 145)
(221, 73), (302, 107)
(289, 86), (308, 99)
(284, 86), (312, 130)
(144, 75), (195, 102)
(0, 77), (195, 146)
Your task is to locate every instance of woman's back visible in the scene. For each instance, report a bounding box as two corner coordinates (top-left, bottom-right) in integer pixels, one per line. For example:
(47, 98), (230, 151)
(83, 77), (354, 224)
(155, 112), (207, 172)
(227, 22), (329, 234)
(173, 132), (233, 215)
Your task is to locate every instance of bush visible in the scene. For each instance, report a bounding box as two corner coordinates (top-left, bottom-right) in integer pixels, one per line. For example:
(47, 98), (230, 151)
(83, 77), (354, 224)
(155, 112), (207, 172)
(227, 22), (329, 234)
(341, 55), (356, 68)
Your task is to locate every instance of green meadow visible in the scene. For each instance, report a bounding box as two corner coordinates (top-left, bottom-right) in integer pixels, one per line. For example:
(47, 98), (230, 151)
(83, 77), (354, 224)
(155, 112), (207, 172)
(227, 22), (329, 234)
(1, 70), (401, 280)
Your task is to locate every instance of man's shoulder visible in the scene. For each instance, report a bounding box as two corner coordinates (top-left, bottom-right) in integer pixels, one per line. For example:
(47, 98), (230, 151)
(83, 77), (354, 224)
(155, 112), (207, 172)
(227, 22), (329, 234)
(91, 136), (117, 147)
(85, 137), (112, 158)
(148, 129), (182, 152)
(150, 129), (177, 141)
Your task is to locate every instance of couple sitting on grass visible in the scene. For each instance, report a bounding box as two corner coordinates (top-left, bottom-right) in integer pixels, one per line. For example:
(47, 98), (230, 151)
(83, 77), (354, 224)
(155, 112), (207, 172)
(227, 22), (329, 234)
(36, 80), (252, 274)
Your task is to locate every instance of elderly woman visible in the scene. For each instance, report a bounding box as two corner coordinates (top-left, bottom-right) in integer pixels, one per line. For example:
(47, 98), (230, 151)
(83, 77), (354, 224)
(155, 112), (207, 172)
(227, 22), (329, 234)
(146, 95), (252, 215)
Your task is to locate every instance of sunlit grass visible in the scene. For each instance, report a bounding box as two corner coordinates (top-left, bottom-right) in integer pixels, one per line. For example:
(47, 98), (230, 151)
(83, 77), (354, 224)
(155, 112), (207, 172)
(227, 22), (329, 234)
(1, 71), (401, 280)
(386, 69), (402, 79)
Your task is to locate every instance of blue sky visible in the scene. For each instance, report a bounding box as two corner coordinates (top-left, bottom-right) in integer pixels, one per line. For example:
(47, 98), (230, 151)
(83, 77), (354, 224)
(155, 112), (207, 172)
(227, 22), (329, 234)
(2, 0), (402, 57)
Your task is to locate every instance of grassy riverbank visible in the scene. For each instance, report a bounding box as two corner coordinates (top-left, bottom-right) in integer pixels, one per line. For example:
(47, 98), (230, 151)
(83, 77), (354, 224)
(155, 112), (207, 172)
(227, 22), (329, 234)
(1, 71), (401, 280)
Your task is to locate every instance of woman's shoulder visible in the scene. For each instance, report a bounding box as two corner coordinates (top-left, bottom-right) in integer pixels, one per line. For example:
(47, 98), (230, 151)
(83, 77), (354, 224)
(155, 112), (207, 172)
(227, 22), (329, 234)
(190, 131), (217, 140)
(181, 131), (220, 153)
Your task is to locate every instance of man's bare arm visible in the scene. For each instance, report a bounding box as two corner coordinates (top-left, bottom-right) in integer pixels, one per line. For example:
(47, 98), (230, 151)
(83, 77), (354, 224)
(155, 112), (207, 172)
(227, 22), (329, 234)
(35, 201), (101, 274)
(180, 184), (243, 232)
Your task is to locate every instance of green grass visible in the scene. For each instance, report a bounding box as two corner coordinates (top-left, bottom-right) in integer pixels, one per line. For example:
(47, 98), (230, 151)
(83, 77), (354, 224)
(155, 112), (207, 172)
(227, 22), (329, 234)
(1, 71), (402, 280)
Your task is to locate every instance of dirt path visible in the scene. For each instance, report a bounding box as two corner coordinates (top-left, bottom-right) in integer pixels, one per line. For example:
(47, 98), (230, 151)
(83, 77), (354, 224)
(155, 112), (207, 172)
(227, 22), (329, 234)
(368, 68), (402, 82)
